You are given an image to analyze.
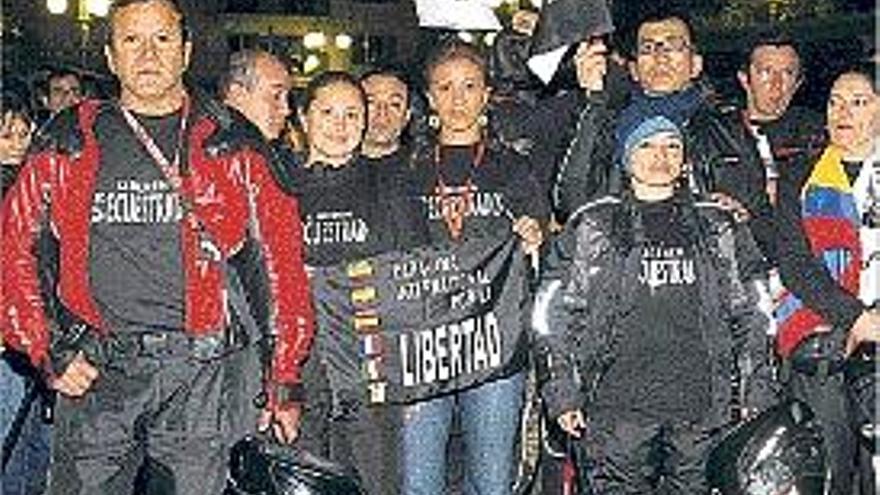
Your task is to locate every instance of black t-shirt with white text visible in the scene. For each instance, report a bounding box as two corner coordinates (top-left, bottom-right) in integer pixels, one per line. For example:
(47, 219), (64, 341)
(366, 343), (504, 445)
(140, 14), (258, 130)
(88, 107), (186, 331)
(413, 144), (548, 245)
(289, 157), (428, 267)
(593, 198), (712, 425)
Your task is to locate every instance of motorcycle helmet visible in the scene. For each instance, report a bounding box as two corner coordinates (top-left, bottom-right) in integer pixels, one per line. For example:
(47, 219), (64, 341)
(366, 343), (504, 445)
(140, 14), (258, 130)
(706, 400), (827, 495)
(225, 436), (365, 495)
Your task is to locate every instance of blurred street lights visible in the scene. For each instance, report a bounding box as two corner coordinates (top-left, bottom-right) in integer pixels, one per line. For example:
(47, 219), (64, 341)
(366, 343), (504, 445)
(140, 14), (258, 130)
(334, 33), (353, 51)
(47, 0), (68, 15)
(46, 0), (110, 65)
(303, 31), (327, 50)
(303, 53), (322, 74)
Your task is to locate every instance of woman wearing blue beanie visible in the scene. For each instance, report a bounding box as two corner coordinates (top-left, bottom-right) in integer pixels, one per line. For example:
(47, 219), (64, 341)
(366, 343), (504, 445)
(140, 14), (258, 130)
(533, 113), (777, 494)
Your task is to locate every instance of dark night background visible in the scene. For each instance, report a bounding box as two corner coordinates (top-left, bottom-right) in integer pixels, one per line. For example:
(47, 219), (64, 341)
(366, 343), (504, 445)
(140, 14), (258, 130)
(1, 0), (876, 111)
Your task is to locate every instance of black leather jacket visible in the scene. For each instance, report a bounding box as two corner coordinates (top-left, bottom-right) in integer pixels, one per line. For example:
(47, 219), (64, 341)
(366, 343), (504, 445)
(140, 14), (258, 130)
(533, 191), (777, 427)
(553, 87), (776, 269)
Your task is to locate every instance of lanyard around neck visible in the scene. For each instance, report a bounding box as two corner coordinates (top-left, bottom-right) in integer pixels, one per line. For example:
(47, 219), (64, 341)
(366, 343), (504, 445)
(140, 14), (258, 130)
(119, 96), (191, 191)
(120, 97), (225, 261)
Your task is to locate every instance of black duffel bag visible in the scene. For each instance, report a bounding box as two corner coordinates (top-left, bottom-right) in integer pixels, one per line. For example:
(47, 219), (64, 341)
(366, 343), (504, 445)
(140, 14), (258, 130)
(225, 435), (365, 495)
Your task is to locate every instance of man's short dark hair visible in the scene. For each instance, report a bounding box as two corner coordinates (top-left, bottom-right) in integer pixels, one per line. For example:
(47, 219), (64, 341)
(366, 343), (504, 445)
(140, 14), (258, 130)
(741, 31), (801, 73)
(620, 7), (696, 58)
(636, 8), (695, 32)
(359, 65), (412, 106)
(47, 67), (81, 85)
(105, 0), (189, 44)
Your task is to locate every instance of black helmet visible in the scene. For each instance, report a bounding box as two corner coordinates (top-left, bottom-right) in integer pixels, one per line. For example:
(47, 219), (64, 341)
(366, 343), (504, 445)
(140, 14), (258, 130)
(706, 400), (827, 495)
(225, 436), (365, 495)
(845, 343), (877, 452)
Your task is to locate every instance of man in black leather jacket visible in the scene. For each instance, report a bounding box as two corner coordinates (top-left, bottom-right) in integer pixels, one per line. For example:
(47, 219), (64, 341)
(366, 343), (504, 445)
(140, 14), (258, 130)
(736, 32), (825, 209)
(553, 12), (775, 269)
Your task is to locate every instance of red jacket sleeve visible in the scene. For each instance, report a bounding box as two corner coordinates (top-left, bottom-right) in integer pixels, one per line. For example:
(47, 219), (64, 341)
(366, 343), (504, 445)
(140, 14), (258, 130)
(1, 151), (57, 367)
(242, 151), (315, 391)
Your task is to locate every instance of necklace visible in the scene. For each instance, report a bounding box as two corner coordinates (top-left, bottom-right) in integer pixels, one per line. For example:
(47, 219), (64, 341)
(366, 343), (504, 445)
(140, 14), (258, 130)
(433, 142), (484, 240)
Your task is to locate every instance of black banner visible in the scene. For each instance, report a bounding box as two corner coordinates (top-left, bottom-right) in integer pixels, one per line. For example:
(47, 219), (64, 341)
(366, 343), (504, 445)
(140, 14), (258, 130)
(530, 0), (613, 56)
(526, 0), (614, 84)
(309, 234), (529, 407)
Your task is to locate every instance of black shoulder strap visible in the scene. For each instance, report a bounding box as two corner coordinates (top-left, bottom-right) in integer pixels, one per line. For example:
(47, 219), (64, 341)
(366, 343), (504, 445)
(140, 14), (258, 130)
(224, 264), (263, 347)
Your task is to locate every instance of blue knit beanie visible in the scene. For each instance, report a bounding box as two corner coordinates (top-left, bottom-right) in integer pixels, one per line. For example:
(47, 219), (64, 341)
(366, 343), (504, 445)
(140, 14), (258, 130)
(617, 115), (682, 171)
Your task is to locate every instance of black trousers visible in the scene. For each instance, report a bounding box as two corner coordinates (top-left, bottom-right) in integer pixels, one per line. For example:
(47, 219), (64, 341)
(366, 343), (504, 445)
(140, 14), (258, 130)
(786, 369), (858, 494)
(48, 335), (261, 495)
(330, 404), (402, 495)
(298, 356), (402, 495)
(578, 419), (713, 495)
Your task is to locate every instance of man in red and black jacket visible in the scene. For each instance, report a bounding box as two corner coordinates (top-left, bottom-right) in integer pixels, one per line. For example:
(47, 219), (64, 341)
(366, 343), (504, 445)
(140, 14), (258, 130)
(0, 1), (314, 494)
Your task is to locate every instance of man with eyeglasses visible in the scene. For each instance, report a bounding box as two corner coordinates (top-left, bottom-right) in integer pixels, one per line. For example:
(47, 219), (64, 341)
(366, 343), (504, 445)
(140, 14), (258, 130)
(555, 11), (774, 275)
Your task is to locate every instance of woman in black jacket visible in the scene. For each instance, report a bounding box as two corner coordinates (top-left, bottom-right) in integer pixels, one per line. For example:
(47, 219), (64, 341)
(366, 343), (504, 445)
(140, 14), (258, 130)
(534, 114), (775, 494)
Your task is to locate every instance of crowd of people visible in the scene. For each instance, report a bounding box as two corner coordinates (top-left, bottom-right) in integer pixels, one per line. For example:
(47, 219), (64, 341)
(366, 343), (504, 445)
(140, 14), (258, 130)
(0, 0), (877, 494)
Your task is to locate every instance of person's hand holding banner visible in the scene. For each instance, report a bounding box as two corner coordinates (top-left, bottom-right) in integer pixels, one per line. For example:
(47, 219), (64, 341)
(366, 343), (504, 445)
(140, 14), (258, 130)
(557, 409), (587, 438)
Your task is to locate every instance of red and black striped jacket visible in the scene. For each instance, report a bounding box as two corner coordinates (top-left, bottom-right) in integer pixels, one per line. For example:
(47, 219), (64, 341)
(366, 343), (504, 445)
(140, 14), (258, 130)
(1, 97), (314, 404)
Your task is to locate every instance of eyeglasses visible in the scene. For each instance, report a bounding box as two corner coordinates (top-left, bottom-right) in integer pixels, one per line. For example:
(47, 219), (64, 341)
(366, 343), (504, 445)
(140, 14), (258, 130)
(753, 66), (800, 84)
(637, 37), (690, 56)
